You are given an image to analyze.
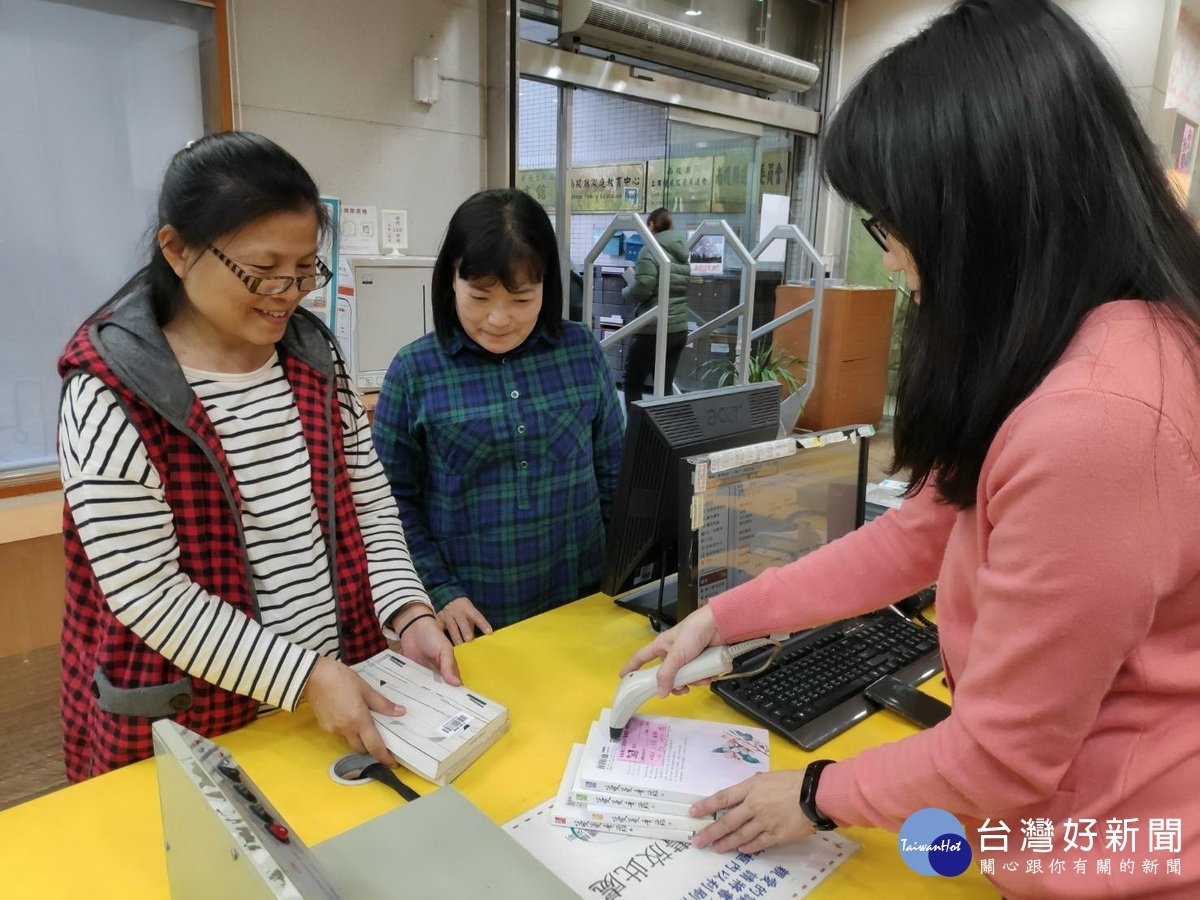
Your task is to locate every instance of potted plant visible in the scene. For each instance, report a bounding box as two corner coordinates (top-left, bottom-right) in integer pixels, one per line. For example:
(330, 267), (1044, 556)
(695, 341), (805, 395)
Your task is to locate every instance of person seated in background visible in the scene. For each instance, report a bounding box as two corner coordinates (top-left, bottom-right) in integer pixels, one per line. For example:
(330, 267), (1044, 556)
(621, 1), (1200, 897)
(372, 188), (624, 644)
(621, 207), (692, 410)
(57, 132), (458, 782)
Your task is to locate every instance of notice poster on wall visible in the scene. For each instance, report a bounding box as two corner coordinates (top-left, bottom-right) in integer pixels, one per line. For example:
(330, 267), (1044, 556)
(757, 193), (791, 264)
(517, 167), (557, 212)
(569, 163), (646, 213)
(339, 205), (380, 257)
(648, 156), (714, 214)
(689, 232), (724, 275)
(1177, 120), (1196, 173)
(381, 209), (409, 253)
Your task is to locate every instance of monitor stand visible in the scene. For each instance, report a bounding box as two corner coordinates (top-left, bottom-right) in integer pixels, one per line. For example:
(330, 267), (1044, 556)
(613, 575), (679, 632)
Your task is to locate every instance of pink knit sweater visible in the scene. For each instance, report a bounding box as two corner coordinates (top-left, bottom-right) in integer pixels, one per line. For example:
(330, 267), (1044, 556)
(710, 302), (1200, 898)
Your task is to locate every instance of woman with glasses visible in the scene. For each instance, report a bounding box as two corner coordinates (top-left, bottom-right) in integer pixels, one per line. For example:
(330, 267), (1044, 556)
(622, 0), (1200, 896)
(57, 131), (458, 781)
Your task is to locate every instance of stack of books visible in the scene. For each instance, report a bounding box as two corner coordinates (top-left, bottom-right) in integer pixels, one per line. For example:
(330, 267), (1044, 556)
(351, 650), (509, 785)
(551, 708), (771, 840)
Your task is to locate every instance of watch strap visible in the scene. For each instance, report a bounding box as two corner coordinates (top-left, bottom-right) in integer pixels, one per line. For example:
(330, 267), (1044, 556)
(799, 758), (838, 831)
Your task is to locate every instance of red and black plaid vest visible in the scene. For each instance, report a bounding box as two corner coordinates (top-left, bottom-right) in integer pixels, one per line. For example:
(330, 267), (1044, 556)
(57, 293), (385, 782)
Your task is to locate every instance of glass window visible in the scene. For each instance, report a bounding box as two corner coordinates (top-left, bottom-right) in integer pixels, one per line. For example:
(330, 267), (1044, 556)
(0, 0), (221, 477)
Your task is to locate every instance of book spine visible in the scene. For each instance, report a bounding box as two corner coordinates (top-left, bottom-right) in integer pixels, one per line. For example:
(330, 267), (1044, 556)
(572, 788), (695, 817)
(376, 728), (440, 783)
(577, 776), (703, 806)
(585, 804), (713, 833)
(551, 811), (698, 842)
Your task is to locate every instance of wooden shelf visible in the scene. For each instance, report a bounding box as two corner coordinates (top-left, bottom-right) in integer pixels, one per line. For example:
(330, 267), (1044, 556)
(774, 285), (897, 433)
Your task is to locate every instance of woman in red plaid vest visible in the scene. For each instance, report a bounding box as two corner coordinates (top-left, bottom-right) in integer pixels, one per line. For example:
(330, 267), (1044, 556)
(57, 132), (457, 781)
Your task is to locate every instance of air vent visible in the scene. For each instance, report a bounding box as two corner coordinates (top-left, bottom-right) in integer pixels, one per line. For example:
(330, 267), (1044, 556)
(559, 0), (819, 94)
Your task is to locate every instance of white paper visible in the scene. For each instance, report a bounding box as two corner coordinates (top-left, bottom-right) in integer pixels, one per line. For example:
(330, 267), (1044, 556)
(505, 797), (858, 899)
(381, 208), (409, 251)
(757, 194), (791, 264)
(339, 205), (380, 256)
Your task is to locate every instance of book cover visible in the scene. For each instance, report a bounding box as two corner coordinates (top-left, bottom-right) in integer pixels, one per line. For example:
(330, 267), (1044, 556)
(575, 710), (770, 805)
(351, 650), (508, 785)
(552, 745), (699, 842)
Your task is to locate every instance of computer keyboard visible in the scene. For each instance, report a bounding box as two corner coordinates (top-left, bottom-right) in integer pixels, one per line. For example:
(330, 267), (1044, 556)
(711, 609), (942, 751)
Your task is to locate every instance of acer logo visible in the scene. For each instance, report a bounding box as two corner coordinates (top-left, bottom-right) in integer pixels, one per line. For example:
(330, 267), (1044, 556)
(706, 404), (743, 426)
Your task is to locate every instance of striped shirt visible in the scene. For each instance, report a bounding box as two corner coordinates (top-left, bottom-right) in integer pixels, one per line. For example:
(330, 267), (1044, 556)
(58, 352), (430, 712)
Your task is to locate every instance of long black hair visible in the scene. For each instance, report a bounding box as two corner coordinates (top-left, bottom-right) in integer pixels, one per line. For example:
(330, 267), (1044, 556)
(821, 0), (1200, 507)
(97, 131), (328, 325)
(430, 188), (563, 347)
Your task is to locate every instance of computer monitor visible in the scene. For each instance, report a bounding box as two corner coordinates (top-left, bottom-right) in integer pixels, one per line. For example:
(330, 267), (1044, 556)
(600, 382), (782, 628)
(676, 426), (871, 618)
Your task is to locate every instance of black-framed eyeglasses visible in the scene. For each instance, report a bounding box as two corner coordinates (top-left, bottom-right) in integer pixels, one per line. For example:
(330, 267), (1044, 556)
(208, 245), (333, 296)
(860, 216), (890, 252)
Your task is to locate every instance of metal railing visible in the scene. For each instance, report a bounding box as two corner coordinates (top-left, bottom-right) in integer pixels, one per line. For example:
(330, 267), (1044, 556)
(581, 216), (825, 432)
(581, 214), (673, 397)
(749, 224), (826, 430)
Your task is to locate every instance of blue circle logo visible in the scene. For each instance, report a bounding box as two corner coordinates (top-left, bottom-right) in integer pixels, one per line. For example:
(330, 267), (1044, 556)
(897, 808), (972, 877)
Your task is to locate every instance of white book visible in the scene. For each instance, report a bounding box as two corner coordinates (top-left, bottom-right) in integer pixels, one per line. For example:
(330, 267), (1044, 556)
(552, 745), (698, 842)
(506, 794), (861, 900)
(584, 801), (715, 834)
(570, 785), (696, 817)
(351, 650), (508, 785)
(575, 710), (770, 806)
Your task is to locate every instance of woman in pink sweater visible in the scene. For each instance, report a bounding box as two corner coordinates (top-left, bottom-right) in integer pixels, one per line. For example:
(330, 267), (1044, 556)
(622, 1), (1200, 897)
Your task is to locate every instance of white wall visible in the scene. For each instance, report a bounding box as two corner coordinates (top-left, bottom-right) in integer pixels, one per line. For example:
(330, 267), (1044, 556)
(820, 0), (1181, 270)
(229, 0), (486, 257)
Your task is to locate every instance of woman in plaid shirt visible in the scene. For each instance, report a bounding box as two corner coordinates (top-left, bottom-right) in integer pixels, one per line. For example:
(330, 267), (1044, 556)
(373, 189), (624, 643)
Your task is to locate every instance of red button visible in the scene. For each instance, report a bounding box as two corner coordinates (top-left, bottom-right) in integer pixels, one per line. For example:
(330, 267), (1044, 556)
(267, 823), (290, 843)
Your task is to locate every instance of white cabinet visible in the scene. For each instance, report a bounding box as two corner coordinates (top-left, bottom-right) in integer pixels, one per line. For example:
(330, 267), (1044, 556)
(346, 256), (436, 391)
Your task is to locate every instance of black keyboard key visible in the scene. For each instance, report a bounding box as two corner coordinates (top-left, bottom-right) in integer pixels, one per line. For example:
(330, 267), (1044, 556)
(713, 611), (943, 751)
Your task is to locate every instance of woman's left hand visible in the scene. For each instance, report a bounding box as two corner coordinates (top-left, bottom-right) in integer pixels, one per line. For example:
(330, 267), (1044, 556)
(394, 607), (462, 686)
(690, 770), (817, 853)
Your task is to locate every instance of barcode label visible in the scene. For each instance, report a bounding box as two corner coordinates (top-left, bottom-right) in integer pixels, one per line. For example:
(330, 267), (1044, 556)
(439, 713), (470, 735)
(597, 742), (614, 771)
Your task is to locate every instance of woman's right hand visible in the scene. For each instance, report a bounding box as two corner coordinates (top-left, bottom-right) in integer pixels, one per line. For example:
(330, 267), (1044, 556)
(437, 596), (494, 645)
(619, 605), (723, 698)
(304, 655), (402, 766)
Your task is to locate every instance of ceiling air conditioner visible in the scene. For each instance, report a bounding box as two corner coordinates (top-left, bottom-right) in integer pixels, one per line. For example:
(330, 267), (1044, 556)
(558, 0), (819, 94)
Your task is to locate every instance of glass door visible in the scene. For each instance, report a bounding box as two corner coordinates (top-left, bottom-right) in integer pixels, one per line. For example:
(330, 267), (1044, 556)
(659, 114), (761, 391)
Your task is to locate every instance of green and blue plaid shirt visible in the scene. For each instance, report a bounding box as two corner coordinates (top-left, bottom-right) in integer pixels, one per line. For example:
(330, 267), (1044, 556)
(372, 321), (624, 629)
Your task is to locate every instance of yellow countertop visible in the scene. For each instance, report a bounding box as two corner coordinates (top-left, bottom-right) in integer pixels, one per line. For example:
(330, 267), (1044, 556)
(0, 594), (996, 898)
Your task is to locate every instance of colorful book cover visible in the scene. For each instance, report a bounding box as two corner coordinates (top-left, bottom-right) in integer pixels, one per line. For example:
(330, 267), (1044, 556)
(576, 710), (770, 805)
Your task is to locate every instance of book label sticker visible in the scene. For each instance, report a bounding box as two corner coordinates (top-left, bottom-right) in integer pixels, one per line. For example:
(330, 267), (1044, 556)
(439, 713), (470, 736)
(617, 719), (669, 765)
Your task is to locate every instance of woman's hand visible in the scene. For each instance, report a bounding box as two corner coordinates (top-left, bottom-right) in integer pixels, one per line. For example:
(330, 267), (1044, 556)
(690, 770), (817, 853)
(437, 596), (494, 645)
(397, 610), (462, 686)
(619, 605), (723, 697)
(304, 655), (402, 766)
